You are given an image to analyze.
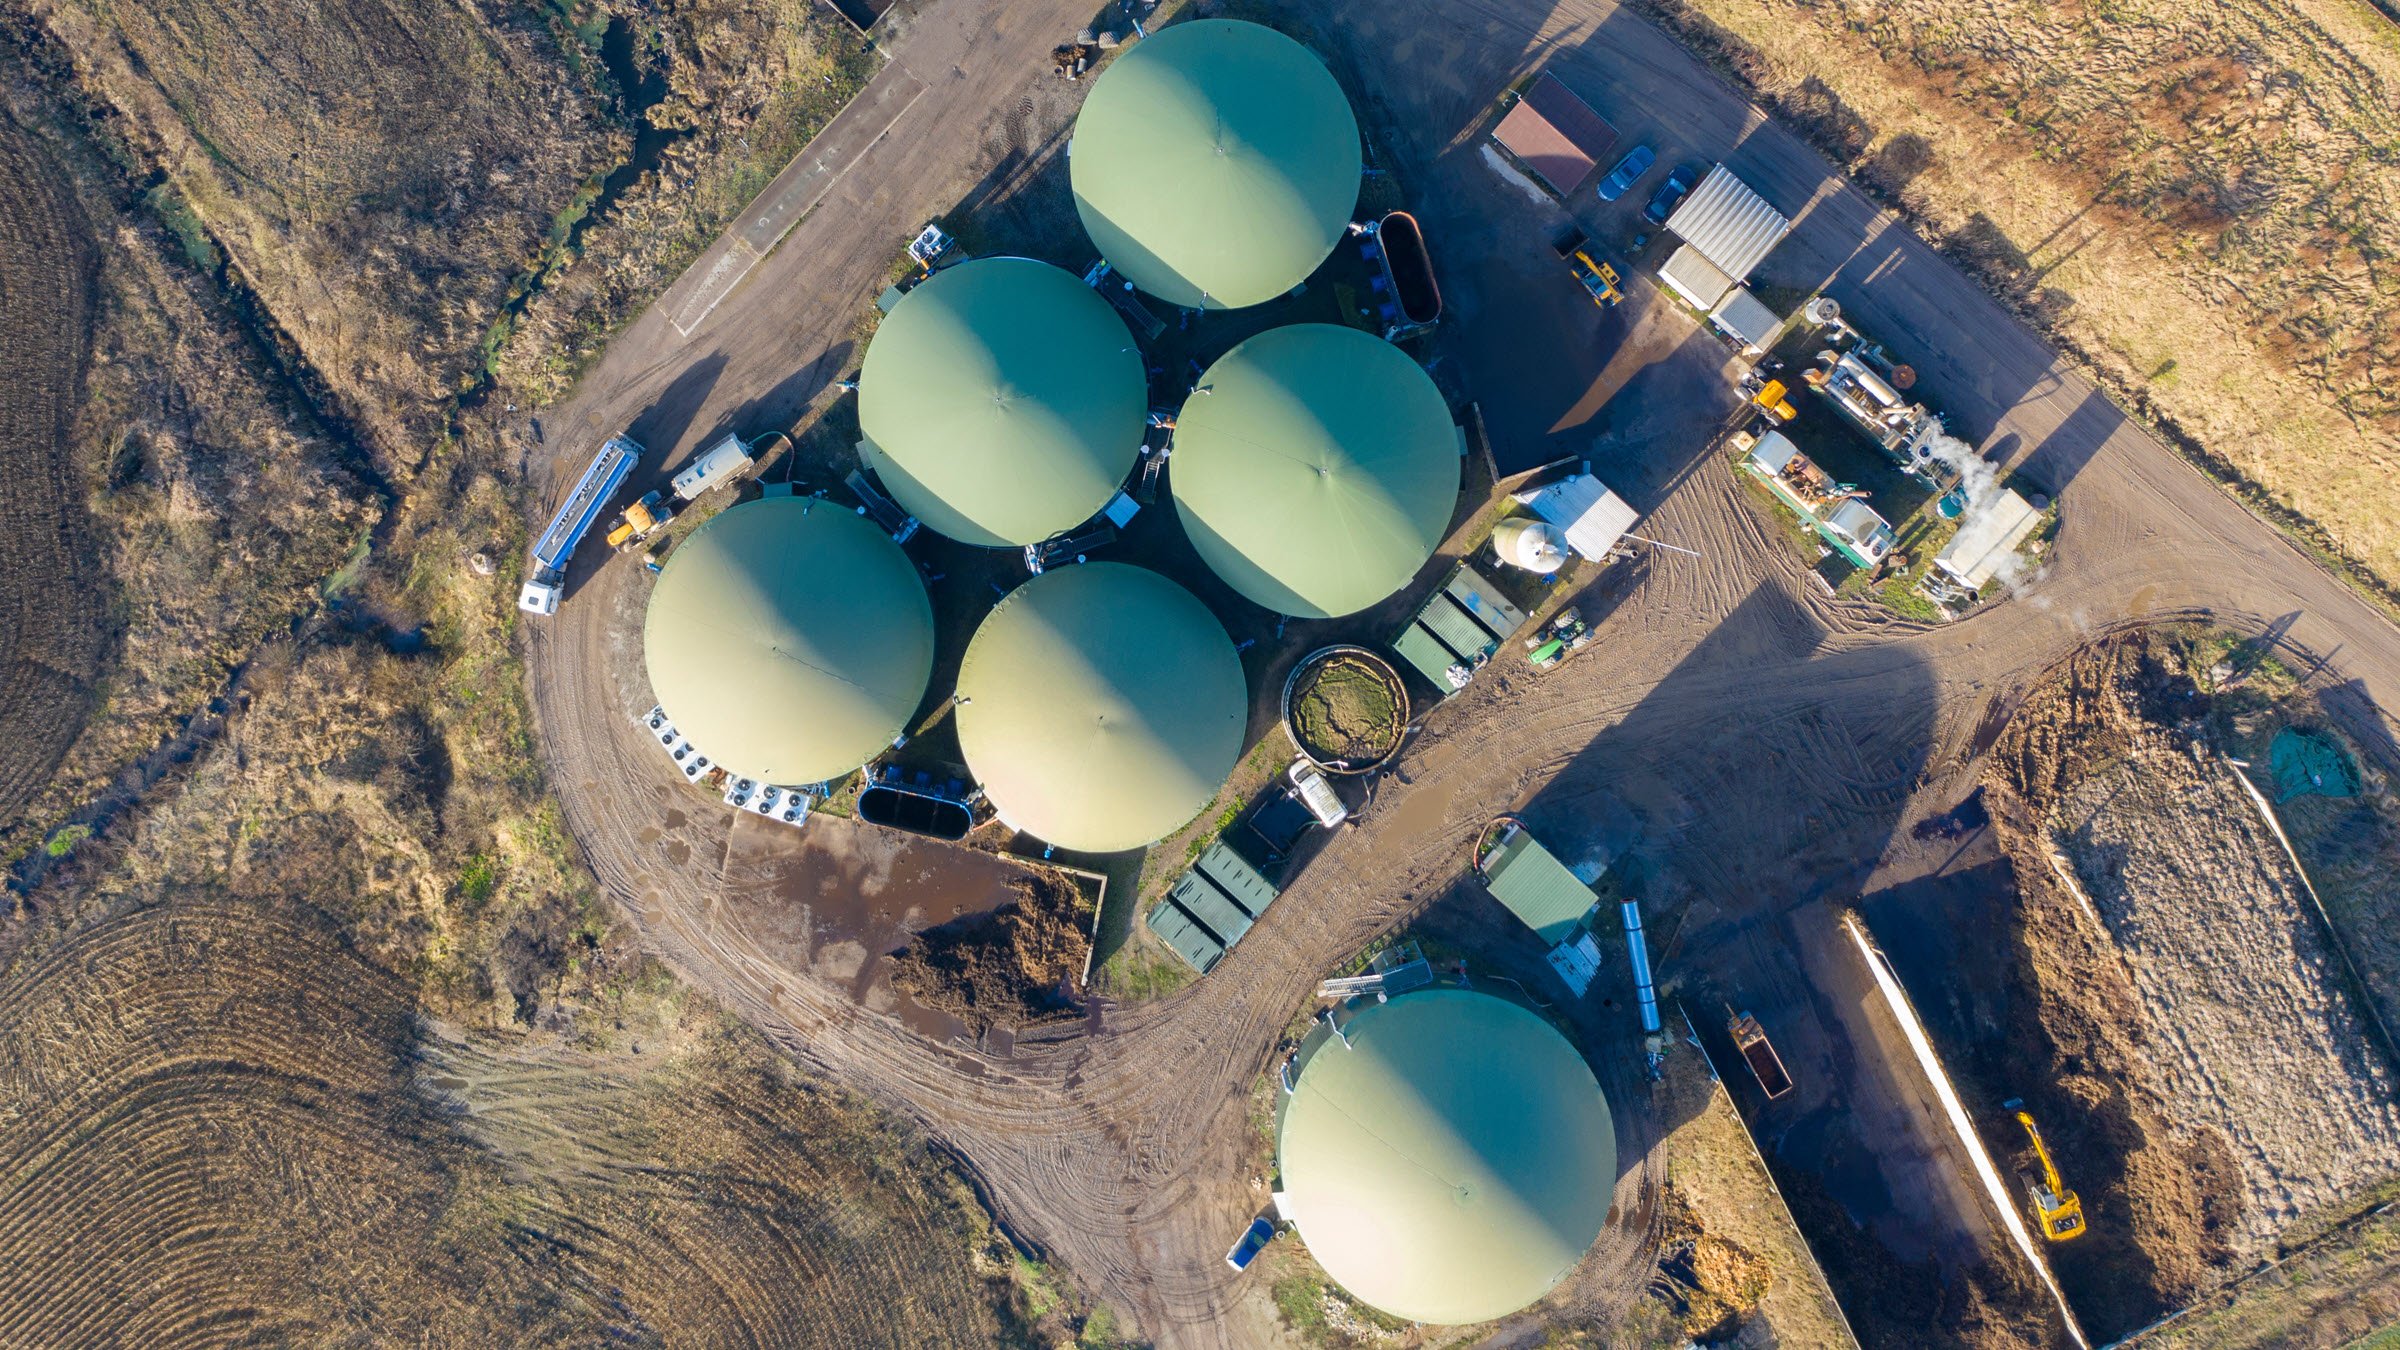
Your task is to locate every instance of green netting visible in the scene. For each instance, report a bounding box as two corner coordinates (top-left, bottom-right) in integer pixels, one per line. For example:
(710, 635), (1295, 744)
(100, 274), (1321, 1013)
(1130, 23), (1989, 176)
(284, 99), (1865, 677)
(2271, 727), (2360, 802)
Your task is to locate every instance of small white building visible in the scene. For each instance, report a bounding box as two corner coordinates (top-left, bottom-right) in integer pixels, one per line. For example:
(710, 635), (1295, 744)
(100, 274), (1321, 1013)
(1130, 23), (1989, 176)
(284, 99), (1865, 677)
(1708, 287), (1784, 357)
(1511, 472), (1639, 561)
(1658, 244), (1735, 310)
(1935, 489), (2044, 590)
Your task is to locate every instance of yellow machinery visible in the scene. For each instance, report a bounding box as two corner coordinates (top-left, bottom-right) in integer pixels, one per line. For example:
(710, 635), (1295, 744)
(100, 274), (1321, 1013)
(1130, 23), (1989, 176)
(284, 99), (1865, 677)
(1752, 378), (1798, 422)
(605, 490), (673, 551)
(2013, 1109), (2087, 1241)
(1567, 250), (1623, 307)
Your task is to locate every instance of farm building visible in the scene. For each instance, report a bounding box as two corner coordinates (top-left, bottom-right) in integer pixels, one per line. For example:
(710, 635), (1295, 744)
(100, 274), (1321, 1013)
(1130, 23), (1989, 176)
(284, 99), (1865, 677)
(1934, 487), (2044, 591)
(1660, 166), (1791, 306)
(954, 563), (1246, 853)
(1276, 987), (1617, 1324)
(1069, 19), (1360, 310)
(1511, 472), (1639, 562)
(1657, 246), (1737, 311)
(1708, 287), (1785, 358)
(1479, 822), (1599, 945)
(857, 257), (1146, 547)
(1489, 73), (1618, 195)
(1173, 324), (1459, 618)
(643, 497), (934, 785)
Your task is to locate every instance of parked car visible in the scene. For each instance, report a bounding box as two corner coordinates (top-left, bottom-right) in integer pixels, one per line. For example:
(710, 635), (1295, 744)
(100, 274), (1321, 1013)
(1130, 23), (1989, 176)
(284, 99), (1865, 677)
(1595, 145), (1656, 202)
(1643, 164), (1699, 225)
(1225, 1217), (1277, 1272)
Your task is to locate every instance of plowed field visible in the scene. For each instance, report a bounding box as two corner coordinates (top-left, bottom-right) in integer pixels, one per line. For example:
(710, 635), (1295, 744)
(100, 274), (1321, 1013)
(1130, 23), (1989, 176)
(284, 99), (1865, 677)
(0, 110), (104, 825)
(0, 899), (1013, 1346)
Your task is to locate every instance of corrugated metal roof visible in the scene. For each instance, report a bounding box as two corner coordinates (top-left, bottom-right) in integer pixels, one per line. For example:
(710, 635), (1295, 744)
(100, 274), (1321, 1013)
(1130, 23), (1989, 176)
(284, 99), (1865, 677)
(1443, 563), (1528, 638)
(1709, 287), (1784, 351)
(1490, 74), (1618, 194)
(1392, 623), (1465, 690)
(1658, 243), (1734, 310)
(1662, 166), (1791, 282)
(1196, 842), (1280, 919)
(1169, 871), (1256, 946)
(1511, 476), (1639, 561)
(1148, 898), (1225, 973)
(1482, 826), (1596, 945)
(1935, 489), (2044, 589)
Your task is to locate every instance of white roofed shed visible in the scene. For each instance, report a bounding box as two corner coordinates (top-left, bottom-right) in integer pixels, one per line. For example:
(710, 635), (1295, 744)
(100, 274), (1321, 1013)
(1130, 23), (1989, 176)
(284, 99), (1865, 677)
(1658, 244), (1733, 310)
(1708, 287), (1784, 356)
(1511, 473), (1639, 561)
(1663, 165), (1792, 282)
(1935, 488), (2045, 590)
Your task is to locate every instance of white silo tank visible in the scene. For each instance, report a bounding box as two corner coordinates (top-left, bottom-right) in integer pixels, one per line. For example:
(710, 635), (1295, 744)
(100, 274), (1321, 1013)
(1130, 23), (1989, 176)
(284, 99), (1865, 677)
(1492, 518), (1568, 574)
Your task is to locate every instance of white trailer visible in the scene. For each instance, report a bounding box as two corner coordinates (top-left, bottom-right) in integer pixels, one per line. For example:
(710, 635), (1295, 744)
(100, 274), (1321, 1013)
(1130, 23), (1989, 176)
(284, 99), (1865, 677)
(520, 434), (641, 616)
(671, 433), (756, 502)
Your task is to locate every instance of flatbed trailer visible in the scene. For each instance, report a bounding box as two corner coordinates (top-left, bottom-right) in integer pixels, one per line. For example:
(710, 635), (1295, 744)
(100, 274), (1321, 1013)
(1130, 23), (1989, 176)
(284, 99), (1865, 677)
(520, 434), (641, 615)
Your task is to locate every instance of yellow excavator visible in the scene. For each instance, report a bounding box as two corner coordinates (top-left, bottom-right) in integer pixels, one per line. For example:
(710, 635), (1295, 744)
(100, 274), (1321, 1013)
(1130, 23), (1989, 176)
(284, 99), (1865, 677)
(2008, 1105), (2087, 1242)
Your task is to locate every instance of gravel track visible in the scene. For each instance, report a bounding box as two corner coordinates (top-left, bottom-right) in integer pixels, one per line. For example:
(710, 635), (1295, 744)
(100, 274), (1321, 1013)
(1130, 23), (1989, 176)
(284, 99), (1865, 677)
(519, 0), (2400, 1342)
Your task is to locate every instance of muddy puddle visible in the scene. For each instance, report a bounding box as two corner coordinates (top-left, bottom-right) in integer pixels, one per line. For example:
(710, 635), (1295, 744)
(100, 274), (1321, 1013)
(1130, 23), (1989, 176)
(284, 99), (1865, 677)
(1386, 738), (1467, 838)
(718, 815), (1056, 1043)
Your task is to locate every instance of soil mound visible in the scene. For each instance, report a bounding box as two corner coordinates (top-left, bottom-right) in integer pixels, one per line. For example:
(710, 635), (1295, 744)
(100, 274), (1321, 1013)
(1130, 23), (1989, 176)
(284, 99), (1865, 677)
(1979, 629), (2400, 1336)
(888, 867), (1094, 1033)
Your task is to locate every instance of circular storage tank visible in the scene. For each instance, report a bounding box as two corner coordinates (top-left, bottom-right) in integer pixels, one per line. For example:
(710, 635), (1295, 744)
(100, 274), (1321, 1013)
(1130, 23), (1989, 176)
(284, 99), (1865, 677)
(858, 257), (1146, 547)
(644, 496), (935, 785)
(955, 564), (1245, 853)
(1277, 987), (1617, 1325)
(1172, 325), (1458, 618)
(1492, 518), (1568, 574)
(1070, 20), (1360, 310)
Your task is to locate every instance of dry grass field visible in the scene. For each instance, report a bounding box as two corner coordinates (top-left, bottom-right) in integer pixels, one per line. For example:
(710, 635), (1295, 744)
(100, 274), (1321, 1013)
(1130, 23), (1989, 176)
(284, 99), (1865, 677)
(0, 109), (106, 827)
(0, 57), (374, 862)
(1640, 0), (2400, 598)
(492, 0), (873, 402)
(13, 0), (617, 468)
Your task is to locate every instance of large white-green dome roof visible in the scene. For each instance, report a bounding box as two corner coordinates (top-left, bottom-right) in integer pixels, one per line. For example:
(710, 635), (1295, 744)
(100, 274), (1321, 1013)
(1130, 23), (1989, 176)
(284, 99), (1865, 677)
(1277, 987), (1616, 1325)
(1172, 324), (1458, 618)
(858, 257), (1146, 547)
(643, 496), (934, 784)
(1070, 20), (1360, 310)
(955, 564), (1244, 853)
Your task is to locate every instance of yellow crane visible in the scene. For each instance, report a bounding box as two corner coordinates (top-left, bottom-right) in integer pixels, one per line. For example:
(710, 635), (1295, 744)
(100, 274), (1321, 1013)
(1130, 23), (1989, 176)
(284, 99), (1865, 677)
(2012, 1108), (2087, 1242)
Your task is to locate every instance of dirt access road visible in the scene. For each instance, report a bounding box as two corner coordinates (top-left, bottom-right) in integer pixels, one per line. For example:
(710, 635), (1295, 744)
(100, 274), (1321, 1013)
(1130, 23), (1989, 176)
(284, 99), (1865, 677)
(522, 0), (2400, 1344)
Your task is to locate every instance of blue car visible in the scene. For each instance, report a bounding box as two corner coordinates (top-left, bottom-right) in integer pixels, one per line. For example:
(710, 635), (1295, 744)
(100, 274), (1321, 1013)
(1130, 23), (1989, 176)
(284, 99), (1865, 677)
(1225, 1217), (1276, 1271)
(1596, 145), (1656, 202)
(1644, 164), (1699, 225)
